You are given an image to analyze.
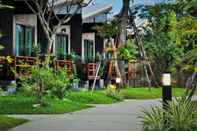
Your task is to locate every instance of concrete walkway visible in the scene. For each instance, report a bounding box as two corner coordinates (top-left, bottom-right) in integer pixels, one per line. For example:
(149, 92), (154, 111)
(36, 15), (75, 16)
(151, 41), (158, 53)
(9, 96), (197, 131)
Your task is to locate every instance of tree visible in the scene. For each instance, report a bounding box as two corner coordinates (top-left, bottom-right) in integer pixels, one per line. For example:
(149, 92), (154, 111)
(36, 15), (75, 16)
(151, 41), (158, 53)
(144, 9), (183, 84)
(24, 0), (92, 54)
(119, 0), (131, 45)
(117, 0), (131, 85)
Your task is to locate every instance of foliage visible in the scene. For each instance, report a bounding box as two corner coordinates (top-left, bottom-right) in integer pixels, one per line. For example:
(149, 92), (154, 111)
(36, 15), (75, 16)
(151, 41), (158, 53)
(105, 84), (120, 99)
(0, 94), (90, 114)
(172, 0), (197, 17)
(21, 63), (73, 103)
(30, 64), (54, 105)
(144, 11), (183, 83)
(50, 68), (71, 100)
(118, 39), (138, 61)
(178, 17), (197, 53)
(95, 52), (102, 61)
(0, 115), (28, 130)
(31, 43), (41, 57)
(139, 98), (197, 131)
(95, 20), (120, 39)
(139, 106), (168, 131)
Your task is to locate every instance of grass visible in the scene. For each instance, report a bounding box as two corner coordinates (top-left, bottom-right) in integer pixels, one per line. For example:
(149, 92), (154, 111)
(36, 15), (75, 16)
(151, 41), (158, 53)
(0, 91), (120, 114)
(119, 87), (193, 99)
(0, 115), (28, 130)
(0, 94), (90, 114)
(66, 91), (121, 104)
(0, 87), (194, 114)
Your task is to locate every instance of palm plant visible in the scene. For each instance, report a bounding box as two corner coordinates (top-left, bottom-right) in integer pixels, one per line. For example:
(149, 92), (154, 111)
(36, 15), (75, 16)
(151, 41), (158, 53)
(167, 98), (197, 131)
(139, 98), (197, 131)
(139, 106), (168, 131)
(182, 48), (197, 100)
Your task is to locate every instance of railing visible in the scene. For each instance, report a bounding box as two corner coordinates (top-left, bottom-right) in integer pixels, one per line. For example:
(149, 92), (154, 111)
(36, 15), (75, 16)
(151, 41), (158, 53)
(14, 56), (37, 78)
(55, 60), (73, 76)
(86, 63), (100, 80)
(15, 56), (37, 67)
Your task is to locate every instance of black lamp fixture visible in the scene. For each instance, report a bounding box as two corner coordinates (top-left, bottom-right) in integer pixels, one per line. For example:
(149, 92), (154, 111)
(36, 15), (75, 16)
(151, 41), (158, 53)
(162, 72), (172, 109)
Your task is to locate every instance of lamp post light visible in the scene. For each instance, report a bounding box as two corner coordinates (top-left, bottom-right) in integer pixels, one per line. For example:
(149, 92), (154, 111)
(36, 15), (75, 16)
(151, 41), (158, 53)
(162, 72), (172, 109)
(116, 77), (121, 89)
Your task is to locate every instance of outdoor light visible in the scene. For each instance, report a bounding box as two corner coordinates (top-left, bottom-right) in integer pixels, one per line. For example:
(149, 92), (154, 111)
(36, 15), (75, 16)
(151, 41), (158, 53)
(116, 77), (121, 84)
(162, 73), (171, 86)
(162, 72), (172, 110)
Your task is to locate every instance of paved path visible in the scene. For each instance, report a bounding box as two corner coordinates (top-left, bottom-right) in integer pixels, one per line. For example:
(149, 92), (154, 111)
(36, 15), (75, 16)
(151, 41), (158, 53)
(9, 96), (197, 131)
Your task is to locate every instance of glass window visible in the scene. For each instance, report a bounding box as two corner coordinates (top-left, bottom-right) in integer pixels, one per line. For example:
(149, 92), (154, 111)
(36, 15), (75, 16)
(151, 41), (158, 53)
(55, 34), (69, 59)
(16, 24), (34, 56)
(84, 39), (94, 63)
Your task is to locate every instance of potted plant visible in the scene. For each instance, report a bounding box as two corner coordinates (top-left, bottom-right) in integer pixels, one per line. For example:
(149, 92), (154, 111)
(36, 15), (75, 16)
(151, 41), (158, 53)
(31, 44), (40, 57)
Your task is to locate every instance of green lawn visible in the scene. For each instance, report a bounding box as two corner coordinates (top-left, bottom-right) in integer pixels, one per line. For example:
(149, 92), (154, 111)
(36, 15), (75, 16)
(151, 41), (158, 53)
(0, 95), (90, 114)
(0, 88), (194, 114)
(66, 91), (121, 104)
(119, 87), (192, 99)
(0, 115), (28, 130)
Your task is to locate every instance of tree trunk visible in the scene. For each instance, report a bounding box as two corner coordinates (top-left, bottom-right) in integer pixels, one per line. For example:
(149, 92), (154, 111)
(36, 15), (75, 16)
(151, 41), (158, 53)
(119, 0), (130, 44)
(47, 34), (55, 54)
(118, 0), (130, 86)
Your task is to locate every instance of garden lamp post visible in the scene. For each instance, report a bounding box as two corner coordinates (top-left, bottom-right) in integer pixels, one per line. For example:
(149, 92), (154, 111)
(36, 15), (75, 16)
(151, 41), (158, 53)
(116, 77), (121, 89)
(162, 72), (172, 109)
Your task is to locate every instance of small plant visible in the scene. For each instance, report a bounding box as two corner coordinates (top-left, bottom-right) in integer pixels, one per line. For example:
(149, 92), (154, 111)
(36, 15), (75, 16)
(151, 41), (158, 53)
(31, 43), (41, 57)
(105, 84), (119, 99)
(95, 52), (102, 62)
(139, 98), (197, 131)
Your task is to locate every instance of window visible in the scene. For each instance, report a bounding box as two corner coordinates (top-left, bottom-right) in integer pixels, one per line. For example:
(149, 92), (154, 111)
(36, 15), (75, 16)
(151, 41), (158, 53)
(84, 39), (94, 63)
(16, 24), (34, 56)
(55, 34), (69, 59)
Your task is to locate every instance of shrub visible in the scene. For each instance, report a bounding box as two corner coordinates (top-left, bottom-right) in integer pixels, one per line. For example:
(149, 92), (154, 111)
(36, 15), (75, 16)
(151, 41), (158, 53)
(50, 68), (71, 100)
(139, 98), (197, 131)
(20, 65), (72, 103)
(31, 65), (54, 105)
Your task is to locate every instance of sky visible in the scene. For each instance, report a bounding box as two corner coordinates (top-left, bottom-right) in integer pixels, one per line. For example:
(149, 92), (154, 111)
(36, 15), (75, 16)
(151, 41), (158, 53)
(92, 0), (166, 15)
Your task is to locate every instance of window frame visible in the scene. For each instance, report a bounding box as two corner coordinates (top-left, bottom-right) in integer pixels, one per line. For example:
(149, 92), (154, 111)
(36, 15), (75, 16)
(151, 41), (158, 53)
(15, 24), (35, 56)
(55, 33), (69, 60)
